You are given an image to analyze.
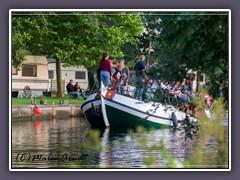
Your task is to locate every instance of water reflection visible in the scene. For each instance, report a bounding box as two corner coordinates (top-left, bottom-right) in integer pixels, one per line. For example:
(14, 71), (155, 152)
(97, 127), (197, 168)
(12, 118), (90, 168)
(12, 117), (228, 169)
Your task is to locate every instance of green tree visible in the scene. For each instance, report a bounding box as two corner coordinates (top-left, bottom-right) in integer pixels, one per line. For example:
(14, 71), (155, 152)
(150, 12), (229, 93)
(120, 13), (162, 69)
(12, 12), (143, 97)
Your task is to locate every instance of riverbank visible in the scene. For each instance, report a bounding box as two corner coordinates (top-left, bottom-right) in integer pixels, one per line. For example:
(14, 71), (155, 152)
(12, 97), (84, 105)
(12, 104), (84, 120)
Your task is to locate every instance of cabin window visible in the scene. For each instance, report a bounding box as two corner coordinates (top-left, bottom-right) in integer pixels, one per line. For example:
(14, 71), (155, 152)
(12, 66), (18, 75)
(22, 65), (37, 77)
(200, 75), (204, 82)
(75, 71), (86, 79)
(48, 70), (54, 79)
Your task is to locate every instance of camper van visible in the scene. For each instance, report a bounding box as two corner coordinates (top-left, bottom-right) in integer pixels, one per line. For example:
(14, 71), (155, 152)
(12, 56), (49, 97)
(47, 59), (88, 95)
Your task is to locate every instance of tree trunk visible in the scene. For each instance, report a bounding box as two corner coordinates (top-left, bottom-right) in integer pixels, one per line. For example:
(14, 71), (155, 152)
(56, 59), (64, 98)
(88, 71), (95, 92)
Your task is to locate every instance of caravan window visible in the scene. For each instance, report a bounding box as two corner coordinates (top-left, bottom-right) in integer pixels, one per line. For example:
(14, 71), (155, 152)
(48, 70), (54, 79)
(75, 71), (86, 79)
(22, 65), (37, 77)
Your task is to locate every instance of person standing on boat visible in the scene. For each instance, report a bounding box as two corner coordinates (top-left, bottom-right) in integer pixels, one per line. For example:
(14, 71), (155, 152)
(119, 58), (130, 84)
(100, 52), (112, 87)
(111, 60), (118, 77)
(134, 55), (146, 101)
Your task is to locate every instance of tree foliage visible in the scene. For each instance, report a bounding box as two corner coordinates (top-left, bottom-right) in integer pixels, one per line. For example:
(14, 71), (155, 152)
(11, 12), (143, 96)
(121, 13), (162, 68)
(12, 12), (143, 70)
(12, 11), (229, 98)
(148, 12), (229, 86)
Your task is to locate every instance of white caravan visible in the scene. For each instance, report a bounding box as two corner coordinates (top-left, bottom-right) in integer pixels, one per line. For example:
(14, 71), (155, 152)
(12, 55), (49, 97)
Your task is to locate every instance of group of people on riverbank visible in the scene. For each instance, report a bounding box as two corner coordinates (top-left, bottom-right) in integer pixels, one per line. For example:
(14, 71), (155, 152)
(132, 54), (197, 103)
(146, 78), (195, 103)
(145, 78), (227, 110)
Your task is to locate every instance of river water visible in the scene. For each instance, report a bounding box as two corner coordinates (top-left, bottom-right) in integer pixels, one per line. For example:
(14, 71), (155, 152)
(11, 117), (229, 169)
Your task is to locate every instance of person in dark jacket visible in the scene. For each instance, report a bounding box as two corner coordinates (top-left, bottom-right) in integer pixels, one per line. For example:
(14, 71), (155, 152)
(134, 55), (146, 101)
(66, 79), (79, 99)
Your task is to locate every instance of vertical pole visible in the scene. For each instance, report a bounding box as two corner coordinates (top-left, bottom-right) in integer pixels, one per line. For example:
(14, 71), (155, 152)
(146, 40), (152, 73)
(52, 103), (56, 118)
(52, 118), (56, 128)
(31, 106), (34, 120)
(70, 117), (74, 128)
(70, 105), (74, 118)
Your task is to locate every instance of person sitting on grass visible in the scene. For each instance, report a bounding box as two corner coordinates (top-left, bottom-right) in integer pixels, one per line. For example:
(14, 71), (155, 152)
(74, 82), (87, 100)
(66, 79), (81, 99)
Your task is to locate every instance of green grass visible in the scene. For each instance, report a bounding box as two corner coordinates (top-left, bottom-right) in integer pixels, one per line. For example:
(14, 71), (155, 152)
(12, 96), (86, 105)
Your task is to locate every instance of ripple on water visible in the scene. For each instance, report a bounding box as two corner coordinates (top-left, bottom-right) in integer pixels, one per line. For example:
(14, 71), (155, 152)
(11, 117), (228, 169)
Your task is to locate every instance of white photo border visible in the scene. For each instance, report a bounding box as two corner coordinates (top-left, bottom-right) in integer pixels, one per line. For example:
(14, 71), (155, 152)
(9, 9), (231, 171)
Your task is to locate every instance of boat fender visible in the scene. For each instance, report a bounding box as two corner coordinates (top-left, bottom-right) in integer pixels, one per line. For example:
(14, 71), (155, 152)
(171, 112), (178, 128)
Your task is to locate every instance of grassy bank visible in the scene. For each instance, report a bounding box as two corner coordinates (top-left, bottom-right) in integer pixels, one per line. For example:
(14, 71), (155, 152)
(12, 96), (85, 105)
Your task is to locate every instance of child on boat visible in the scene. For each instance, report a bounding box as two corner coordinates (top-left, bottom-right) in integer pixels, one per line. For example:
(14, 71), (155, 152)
(111, 64), (123, 91)
(118, 73), (128, 94)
